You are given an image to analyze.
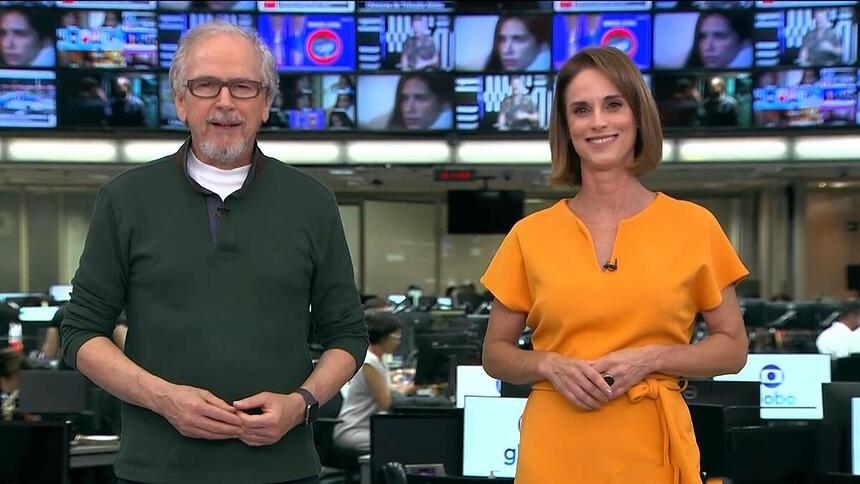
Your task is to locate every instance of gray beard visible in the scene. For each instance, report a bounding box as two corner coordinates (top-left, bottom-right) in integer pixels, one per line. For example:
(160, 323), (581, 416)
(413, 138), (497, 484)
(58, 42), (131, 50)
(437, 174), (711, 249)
(199, 138), (246, 163)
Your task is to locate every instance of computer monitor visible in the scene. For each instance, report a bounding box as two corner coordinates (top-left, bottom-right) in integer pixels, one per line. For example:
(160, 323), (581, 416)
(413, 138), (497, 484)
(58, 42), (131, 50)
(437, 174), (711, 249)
(836, 356), (860, 382)
(371, 413), (462, 483)
(18, 370), (88, 415)
(18, 306), (59, 322)
(821, 383), (860, 474)
(462, 396), (527, 479)
(682, 380), (760, 406)
(853, 398), (860, 475)
(715, 353), (831, 419)
(0, 421), (69, 484)
(414, 332), (480, 385)
(48, 284), (72, 303)
(455, 365), (500, 408)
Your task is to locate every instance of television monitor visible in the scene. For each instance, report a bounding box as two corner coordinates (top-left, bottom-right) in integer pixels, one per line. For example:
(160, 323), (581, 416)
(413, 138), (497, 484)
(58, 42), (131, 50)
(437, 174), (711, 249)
(157, 0), (256, 10)
(455, 365), (501, 408)
(56, 1), (156, 8)
(357, 73), (453, 130)
(56, 10), (158, 69)
(0, 69), (56, 128)
(265, 74), (355, 130)
(158, 73), (183, 129)
(357, 14), (453, 71)
(552, 12), (652, 70)
(357, 0), (454, 12)
(454, 15), (551, 72)
(755, 1), (858, 7)
(18, 306), (59, 322)
(257, 14), (356, 71)
(655, 1), (753, 8)
(715, 353), (832, 419)
(754, 7), (859, 68)
(48, 284), (72, 302)
(454, 74), (551, 131)
(260, 0), (356, 12)
(447, 190), (524, 235)
(552, 1), (653, 11)
(58, 71), (158, 128)
(654, 11), (753, 70)
(754, 67), (858, 127)
(462, 396), (527, 478)
(371, 413), (463, 481)
(157, 12), (255, 68)
(0, 7), (56, 68)
(0, 421), (69, 484)
(654, 72), (753, 128)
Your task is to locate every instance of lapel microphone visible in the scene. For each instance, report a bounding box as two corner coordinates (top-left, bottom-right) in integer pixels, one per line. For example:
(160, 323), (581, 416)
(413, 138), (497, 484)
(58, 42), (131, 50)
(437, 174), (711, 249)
(603, 259), (618, 272)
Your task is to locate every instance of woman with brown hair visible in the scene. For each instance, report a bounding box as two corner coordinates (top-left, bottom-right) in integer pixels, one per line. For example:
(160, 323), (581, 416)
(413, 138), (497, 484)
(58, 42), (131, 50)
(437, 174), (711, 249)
(481, 46), (749, 483)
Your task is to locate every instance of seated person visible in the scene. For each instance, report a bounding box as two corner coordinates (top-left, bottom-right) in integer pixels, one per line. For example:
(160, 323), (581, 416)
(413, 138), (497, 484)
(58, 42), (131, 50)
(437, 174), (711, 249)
(0, 348), (29, 421)
(333, 313), (412, 451)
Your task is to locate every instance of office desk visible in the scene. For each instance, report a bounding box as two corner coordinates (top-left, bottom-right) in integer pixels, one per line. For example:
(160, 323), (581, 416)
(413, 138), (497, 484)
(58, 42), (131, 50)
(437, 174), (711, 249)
(70, 441), (119, 469)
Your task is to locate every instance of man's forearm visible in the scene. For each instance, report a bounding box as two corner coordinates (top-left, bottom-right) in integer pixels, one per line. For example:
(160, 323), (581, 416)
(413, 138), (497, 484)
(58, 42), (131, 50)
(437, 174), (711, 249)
(76, 336), (170, 412)
(299, 348), (356, 404)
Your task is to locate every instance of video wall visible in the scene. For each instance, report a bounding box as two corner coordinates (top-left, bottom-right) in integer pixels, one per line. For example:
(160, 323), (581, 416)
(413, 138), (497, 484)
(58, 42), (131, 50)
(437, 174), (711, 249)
(1, 0), (859, 133)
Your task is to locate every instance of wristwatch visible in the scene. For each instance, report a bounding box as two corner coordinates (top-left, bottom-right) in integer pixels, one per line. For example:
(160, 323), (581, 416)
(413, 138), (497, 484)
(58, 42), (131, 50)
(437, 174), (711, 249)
(293, 387), (318, 426)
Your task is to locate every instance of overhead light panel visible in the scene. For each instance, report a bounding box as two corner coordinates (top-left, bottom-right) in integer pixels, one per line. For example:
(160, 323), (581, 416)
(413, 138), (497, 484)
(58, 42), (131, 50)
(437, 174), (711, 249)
(122, 140), (184, 163)
(258, 141), (342, 164)
(347, 141), (450, 163)
(457, 141), (550, 164)
(795, 136), (860, 160)
(678, 138), (788, 162)
(7, 139), (118, 162)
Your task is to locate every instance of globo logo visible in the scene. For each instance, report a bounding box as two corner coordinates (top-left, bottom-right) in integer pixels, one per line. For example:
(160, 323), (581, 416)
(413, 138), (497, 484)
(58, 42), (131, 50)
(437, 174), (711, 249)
(760, 364), (784, 388)
(306, 29), (342, 65)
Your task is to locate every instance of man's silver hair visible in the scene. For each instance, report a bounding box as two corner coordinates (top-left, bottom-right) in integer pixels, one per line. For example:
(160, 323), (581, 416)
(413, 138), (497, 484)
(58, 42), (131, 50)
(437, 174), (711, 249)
(168, 20), (279, 105)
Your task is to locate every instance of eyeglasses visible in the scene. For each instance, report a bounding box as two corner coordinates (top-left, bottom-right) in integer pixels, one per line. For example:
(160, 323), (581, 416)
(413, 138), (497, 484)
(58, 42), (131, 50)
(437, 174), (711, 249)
(185, 77), (266, 99)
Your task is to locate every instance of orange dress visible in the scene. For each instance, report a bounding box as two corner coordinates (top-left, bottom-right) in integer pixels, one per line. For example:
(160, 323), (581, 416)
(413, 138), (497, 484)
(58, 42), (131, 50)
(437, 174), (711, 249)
(481, 193), (748, 484)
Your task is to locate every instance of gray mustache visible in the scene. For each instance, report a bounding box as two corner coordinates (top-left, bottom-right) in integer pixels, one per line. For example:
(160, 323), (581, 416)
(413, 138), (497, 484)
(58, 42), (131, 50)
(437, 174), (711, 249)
(207, 114), (244, 124)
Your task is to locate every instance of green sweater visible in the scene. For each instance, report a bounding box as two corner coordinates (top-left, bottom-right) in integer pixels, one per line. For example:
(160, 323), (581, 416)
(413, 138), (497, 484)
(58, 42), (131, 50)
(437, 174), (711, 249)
(61, 140), (368, 484)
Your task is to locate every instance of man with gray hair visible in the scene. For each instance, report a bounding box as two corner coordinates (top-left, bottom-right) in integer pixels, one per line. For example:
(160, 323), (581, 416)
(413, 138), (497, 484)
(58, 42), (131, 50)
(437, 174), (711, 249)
(61, 21), (367, 484)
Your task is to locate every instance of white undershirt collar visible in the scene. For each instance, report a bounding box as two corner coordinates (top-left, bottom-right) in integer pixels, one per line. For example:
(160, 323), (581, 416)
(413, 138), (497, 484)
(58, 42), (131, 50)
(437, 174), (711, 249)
(186, 148), (250, 201)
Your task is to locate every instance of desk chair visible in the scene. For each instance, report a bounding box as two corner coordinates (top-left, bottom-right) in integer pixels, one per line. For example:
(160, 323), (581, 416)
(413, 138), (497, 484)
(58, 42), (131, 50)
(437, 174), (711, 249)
(314, 391), (363, 483)
(382, 462), (408, 484)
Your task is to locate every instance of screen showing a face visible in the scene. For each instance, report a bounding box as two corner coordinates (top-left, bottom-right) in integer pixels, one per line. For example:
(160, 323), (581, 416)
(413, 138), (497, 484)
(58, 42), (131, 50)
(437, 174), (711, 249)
(754, 7), (859, 67)
(264, 74), (355, 130)
(358, 73), (453, 130)
(357, 14), (453, 71)
(715, 353), (832, 420)
(455, 15), (551, 72)
(58, 71), (158, 128)
(753, 67), (858, 127)
(0, 68), (55, 127)
(654, 11), (754, 70)
(258, 14), (356, 71)
(455, 73), (552, 131)
(0, 8), (56, 68)
(462, 396), (527, 479)
(654, 71), (753, 128)
(56, 10), (158, 69)
(553, 12), (652, 70)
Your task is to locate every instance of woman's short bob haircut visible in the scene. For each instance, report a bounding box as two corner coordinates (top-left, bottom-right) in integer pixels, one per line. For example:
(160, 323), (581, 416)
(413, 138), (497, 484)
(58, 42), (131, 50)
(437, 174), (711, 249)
(549, 47), (662, 186)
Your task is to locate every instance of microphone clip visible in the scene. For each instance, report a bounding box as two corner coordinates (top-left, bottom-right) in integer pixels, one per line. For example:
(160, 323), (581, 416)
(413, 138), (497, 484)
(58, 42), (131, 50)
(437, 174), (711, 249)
(603, 259), (618, 272)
